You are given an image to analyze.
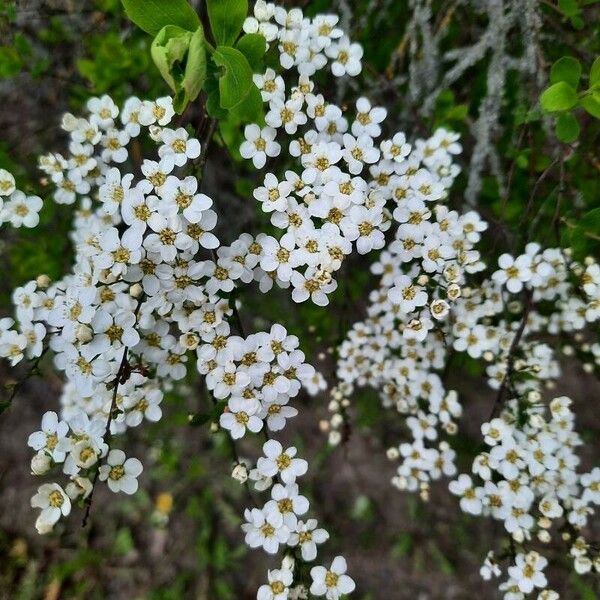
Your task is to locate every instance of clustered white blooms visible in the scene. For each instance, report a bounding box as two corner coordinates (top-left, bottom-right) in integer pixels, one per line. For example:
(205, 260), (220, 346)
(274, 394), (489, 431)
(329, 152), (600, 595)
(2, 0), (599, 597)
(0, 167), (43, 228)
(0, 2), (435, 596)
(238, 1), (459, 312)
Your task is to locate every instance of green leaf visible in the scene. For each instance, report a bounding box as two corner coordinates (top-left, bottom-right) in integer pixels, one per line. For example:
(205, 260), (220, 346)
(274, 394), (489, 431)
(555, 112), (580, 143)
(113, 528), (134, 555)
(540, 82), (578, 112)
(151, 25), (192, 92)
(229, 84), (264, 123)
(236, 33), (267, 71)
(151, 25), (207, 114)
(581, 93), (600, 119)
(121, 0), (200, 36)
(558, 0), (579, 16)
(212, 46), (253, 110)
(564, 208), (600, 258)
(207, 0), (248, 46)
(550, 56), (581, 89)
(0, 46), (22, 78)
(182, 27), (207, 106)
(589, 56), (600, 88)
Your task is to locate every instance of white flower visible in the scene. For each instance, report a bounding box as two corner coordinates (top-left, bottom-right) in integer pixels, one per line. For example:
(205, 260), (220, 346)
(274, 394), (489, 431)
(493, 254), (532, 294)
(2, 191), (43, 228)
(257, 439), (308, 484)
(342, 133), (380, 174)
(449, 474), (483, 515)
(99, 168), (133, 215)
(381, 132), (411, 162)
(0, 168), (16, 196)
(87, 94), (118, 127)
(288, 518), (329, 561)
(242, 507), (290, 554)
(258, 566), (294, 600)
(161, 176), (212, 223)
(352, 97), (386, 138)
(28, 411), (69, 462)
(220, 396), (263, 439)
(98, 449), (143, 494)
(240, 125), (281, 168)
(101, 128), (130, 163)
(310, 556), (355, 599)
(264, 482), (309, 529)
(388, 275), (428, 313)
(325, 37), (362, 77)
(158, 127), (201, 166)
(266, 97), (307, 134)
(31, 483), (71, 534)
(507, 552), (548, 594)
(138, 97), (175, 126)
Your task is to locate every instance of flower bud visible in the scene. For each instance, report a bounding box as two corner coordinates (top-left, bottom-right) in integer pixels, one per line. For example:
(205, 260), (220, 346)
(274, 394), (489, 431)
(36, 274), (51, 289)
(447, 283), (461, 301)
(331, 413), (343, 428)
(537, 529), (551, 543)
(281, 554), (295, 571)
(417, 274), (429, 286)
(76, 324), (93, 343)
(512, 528), (525, 543)
(328, 430), (341, 446)
(129, 283), (143, 298)
(180, 332), (199, 350)
(31, 453), (51, 475)
(386, 447), (399, 460)
(231, 463), (248, 484)
(149, 125), (162, 142)
(538, 516), (551, 529)
(61, 112), (79, 131)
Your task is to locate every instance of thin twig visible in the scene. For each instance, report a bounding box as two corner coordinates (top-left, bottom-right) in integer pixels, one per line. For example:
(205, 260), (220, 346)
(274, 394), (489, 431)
(82, 299), (143, 527)
(2, 345), (50, 407)
(489, 289), (534, 420)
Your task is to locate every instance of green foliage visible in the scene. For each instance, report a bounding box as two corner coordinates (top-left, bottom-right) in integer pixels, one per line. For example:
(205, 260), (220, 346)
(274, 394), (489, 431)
(540, 55), (600, 143)
(0, 45), (20, 77)
(120, 0), (262, 120)
(121, 0), (200, 36)
(77, 32), (152, 97)
(206, 0), (248, 46)
(563, 208), (600, 260)
(211, 46), (254, 110)
(150, 25), (207, 112)
(236, 33), (268, 71)
(550, 56), (581, 88)
(540, 81), (578, 112)
(555, 111), (580, 142)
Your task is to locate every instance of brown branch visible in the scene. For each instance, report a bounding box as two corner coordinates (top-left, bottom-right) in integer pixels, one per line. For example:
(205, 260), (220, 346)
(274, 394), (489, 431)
(82, 299), (143, 527)
(489, 289), (534, 420)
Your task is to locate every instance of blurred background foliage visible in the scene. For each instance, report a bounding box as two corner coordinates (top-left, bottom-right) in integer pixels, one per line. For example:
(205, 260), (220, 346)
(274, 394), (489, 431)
(0, 0), (599, 598)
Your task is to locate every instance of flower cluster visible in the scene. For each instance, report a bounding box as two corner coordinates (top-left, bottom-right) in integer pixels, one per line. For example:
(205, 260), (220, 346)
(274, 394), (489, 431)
(3, 0), (599, 597)
(0, 168), (43, 228)
(236, 1), (462, 309)
(332, 184), (600, 595)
